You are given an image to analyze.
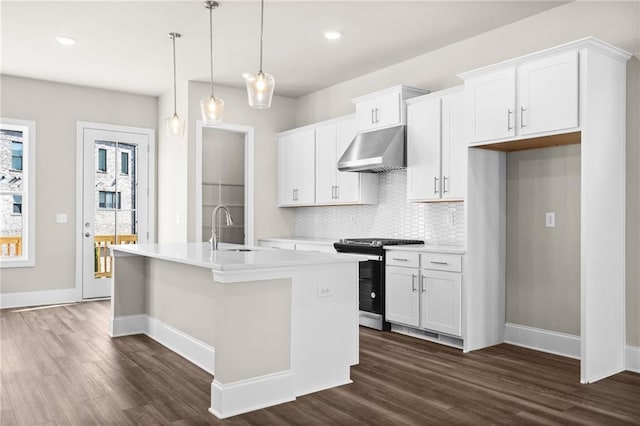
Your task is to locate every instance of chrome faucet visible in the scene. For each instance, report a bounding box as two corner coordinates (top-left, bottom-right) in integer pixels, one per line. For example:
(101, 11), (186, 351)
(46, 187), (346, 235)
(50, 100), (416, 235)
(209, 205), (234, 250)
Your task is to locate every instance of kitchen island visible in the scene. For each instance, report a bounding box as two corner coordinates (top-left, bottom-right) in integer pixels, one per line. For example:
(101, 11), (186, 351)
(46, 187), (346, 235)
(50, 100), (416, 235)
(109, 242), (360, 419)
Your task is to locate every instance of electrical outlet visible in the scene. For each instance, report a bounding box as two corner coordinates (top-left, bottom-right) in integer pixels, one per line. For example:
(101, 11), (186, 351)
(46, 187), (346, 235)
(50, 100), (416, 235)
(55, 213), (67, 224)
(545, 212), (555, 228)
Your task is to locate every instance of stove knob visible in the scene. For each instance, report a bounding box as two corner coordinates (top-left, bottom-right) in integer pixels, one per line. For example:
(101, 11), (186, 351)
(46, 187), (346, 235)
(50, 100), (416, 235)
(371, 292), (376, 299)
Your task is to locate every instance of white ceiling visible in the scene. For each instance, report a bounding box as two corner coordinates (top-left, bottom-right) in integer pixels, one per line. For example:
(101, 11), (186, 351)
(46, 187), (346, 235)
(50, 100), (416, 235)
(1, 1), (567, 98)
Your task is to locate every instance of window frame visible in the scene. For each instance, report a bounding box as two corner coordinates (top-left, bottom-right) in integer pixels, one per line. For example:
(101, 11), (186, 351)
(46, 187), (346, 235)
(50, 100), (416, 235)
(97, 148), (107, 172)
(0, 118), (36, 268)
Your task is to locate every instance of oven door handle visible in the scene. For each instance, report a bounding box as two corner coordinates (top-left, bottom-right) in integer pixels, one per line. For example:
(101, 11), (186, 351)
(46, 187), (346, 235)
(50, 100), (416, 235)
(336, 252), (383, 262)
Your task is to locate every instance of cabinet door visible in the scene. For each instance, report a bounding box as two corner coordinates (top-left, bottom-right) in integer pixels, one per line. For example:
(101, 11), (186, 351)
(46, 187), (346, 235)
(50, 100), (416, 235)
(420, 270), (461, 336)
(355, 98), (378, 132)
(294, 129), (316, 205)
(466, 67), (516, 143)
(407, 97), (442, 201)
(385, 266), (420, 327)
(441, 91), (466, 200)
(375, 91), (402, 129)
(518, 51), (579, 136)
(277, 134), (295, 206)
(335, 118), (360, 203)
(315, 123), (337, 204)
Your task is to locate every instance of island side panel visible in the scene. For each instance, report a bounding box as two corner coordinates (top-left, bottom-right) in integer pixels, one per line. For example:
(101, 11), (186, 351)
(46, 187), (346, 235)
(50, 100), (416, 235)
(212, 278), (292, 384)
(110, 254), (146, 336)
(291, 261), (359, 396)
(145, 258), (217, 348)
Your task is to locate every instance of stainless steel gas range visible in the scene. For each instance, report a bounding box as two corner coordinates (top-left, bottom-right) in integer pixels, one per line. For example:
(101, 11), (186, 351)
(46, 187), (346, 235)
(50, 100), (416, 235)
(334, 238), (424, 330)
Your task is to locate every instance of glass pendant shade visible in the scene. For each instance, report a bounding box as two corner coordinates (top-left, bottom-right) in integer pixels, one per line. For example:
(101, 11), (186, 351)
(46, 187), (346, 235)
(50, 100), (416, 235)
(245, 71), (275, 109)
(166, 113), (185, 138)
(200, 95), (224, 125)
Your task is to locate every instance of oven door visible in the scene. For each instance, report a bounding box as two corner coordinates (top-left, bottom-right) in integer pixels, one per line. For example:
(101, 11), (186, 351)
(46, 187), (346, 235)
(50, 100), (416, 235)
(357, 256), (383, 315)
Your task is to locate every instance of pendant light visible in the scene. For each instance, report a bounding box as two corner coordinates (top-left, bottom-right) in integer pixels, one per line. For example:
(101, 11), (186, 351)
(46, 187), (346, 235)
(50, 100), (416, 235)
(200, 1), (224, 125)
(245, 0), (275, 109)
(166, 33), (185, 138)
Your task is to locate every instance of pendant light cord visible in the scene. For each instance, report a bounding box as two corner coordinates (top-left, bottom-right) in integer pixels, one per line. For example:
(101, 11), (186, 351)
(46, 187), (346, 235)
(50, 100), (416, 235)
(171, 34), (178, 115)
(209, 4), (215, 98)
(259, 0), (264, 73)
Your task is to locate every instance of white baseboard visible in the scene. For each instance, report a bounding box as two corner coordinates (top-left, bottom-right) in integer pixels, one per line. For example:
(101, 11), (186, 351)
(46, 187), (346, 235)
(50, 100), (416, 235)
(0, 289), (78, 309)
(110, 314), (215, 375)
(209, 370), (295, 419)
(627, 345), (640, 373)
(504, 322), (581, 359)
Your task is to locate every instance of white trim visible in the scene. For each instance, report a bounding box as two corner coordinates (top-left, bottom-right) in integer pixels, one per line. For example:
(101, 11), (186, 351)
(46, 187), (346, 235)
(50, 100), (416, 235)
(0, 118), (36, 268)
(504, 322), (581, 360)
(109, 314), (215, 375)
(195, 121), (254, 245)
(209, 370), (295, 419)
(0, 288), (77, 309)
(627, 345), (640, 373)
(75, 121), (156, 301)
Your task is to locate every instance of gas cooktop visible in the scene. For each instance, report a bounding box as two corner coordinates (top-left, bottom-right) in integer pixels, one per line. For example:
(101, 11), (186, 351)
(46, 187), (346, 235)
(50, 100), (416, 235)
(337, 238), (424, 247)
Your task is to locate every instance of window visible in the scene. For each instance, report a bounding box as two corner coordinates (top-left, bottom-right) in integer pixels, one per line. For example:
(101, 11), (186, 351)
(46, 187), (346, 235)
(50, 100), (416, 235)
(11, 142), (23, 171)
(121, 152), (129, 175)
(98, 191), (121, 209)
(12, 195), (22, 214)
(0, 118), (36, 267)
(98, 148), (107, 172)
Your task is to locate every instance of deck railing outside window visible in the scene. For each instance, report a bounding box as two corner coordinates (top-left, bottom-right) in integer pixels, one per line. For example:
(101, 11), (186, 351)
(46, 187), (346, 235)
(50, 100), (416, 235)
(95, 234), (137, 278)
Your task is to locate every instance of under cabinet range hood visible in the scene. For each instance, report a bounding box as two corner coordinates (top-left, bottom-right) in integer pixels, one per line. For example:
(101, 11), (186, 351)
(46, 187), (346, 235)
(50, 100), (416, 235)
(338, 125), (406, 173)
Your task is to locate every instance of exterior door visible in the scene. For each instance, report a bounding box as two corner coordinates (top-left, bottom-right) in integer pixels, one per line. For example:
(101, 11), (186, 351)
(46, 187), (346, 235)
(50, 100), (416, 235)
(82, 128), (150, 299)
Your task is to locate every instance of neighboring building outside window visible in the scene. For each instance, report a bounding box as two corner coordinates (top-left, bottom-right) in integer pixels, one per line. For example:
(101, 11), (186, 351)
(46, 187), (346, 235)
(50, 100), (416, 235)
(0, 118), (36, 266)
(121, 152), (129, 175)
(98, 191), (121, 209)
(98, 148), (107, 172)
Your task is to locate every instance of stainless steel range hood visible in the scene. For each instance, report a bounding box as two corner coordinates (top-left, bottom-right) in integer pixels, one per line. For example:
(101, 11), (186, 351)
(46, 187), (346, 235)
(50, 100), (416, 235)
(337, 125), (406, 173)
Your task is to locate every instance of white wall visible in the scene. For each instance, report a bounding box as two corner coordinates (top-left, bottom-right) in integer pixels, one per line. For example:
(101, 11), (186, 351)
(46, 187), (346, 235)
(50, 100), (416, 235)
(293, 1), (640, 346)
(0, 75), (157, 294)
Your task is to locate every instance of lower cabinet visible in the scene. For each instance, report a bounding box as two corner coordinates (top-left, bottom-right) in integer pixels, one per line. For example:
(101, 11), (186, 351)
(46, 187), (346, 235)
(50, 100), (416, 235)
(385, 251), (462, 337)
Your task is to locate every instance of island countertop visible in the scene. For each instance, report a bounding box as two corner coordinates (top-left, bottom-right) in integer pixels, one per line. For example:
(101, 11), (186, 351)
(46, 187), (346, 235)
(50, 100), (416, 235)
(110, 242), (363, 271)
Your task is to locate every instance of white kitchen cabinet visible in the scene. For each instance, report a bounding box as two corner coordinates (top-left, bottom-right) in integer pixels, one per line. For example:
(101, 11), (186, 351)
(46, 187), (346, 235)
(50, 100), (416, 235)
(406, 87), (465, 202)
(385, 249), (463, 339)
(464, 50), (578, 145)
(352, 85), (428, 133)
(277, 129), (315, 206)
(420, 270), (462, 336)
(315, 117), (378, 205)
(385, 265), (420, 327)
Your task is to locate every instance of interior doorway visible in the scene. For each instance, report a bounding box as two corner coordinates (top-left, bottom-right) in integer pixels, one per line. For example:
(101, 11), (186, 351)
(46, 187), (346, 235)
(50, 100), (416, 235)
(195, 121), (254, 246)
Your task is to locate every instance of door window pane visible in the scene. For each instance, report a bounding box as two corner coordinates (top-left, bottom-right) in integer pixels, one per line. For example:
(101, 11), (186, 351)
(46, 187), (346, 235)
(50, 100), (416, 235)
(11, 142), (23, 171)
(121, 152), (129, 175)
(98, 148), (107, 172)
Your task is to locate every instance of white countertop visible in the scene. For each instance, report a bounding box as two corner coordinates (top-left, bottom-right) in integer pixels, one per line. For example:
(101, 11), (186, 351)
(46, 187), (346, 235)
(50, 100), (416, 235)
(111, 242), (363, 271)
(258, 237), (337, 246)
(383, 244), (466, 254)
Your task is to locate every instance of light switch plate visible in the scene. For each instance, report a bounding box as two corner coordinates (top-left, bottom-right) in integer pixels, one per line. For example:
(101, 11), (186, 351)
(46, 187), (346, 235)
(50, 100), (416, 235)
(545, 212), (555, 228)
(317, 284), (333, 298)
(56, 213), (67, 224)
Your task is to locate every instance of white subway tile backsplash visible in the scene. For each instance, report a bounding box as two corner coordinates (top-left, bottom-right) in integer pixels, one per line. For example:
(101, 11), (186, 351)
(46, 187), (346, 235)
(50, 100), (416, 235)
(294, 170), (465, 246)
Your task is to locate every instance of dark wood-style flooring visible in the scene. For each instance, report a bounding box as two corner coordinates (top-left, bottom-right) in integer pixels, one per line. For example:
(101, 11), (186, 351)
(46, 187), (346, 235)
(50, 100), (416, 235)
(1, 300), (639, 425)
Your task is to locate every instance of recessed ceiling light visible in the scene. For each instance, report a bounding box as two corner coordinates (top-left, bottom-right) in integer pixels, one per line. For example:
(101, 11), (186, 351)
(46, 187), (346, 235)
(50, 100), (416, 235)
(323, 31), (342, 41)
(56, 36), (76, 46)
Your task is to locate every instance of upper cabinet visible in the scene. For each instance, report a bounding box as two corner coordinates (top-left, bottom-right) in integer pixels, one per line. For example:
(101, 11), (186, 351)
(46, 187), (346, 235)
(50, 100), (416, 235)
(278, 115), (378, 208)
(315, 117), (378, 205)
(277, 129), (316, 206)
(406, 87), (465, 202)
(463, 50), (579, 145)
(352, 85), (429, 133)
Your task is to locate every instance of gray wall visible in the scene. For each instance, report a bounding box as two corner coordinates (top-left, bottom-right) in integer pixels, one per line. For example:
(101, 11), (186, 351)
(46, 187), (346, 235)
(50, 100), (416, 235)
(0, 75), (157, 294)
(506, 145), (581, 335)
(292, 1), (640, 346)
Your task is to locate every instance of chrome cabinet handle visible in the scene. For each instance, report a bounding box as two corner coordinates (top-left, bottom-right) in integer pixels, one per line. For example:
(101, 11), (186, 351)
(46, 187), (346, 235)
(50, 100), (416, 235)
(430, 261), (449, 265)
(331, 185), (335, 199)
(411, 274), (417, 292)
(433, 176), (439, 194)
(392, 257), (409, 261)
(443, 176), (449, 194)
(420, 275), (426, 293)
(374, 107), (379, 123)
(520, 106), (526, 128)
(335, 185), (339, 199)
(507, 109), (513, 130)
(371, 108), (375, 124)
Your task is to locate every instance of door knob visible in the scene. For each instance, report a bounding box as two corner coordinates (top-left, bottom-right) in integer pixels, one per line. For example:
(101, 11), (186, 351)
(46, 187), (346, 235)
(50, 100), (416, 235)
(85, 232), (91, 237)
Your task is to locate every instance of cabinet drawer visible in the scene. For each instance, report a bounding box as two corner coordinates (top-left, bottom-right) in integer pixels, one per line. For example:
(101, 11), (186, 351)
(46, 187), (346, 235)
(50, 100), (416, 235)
(386, 251), (420, 268)
(295, 243), (336, 253)
(420, 253), (462, 272)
